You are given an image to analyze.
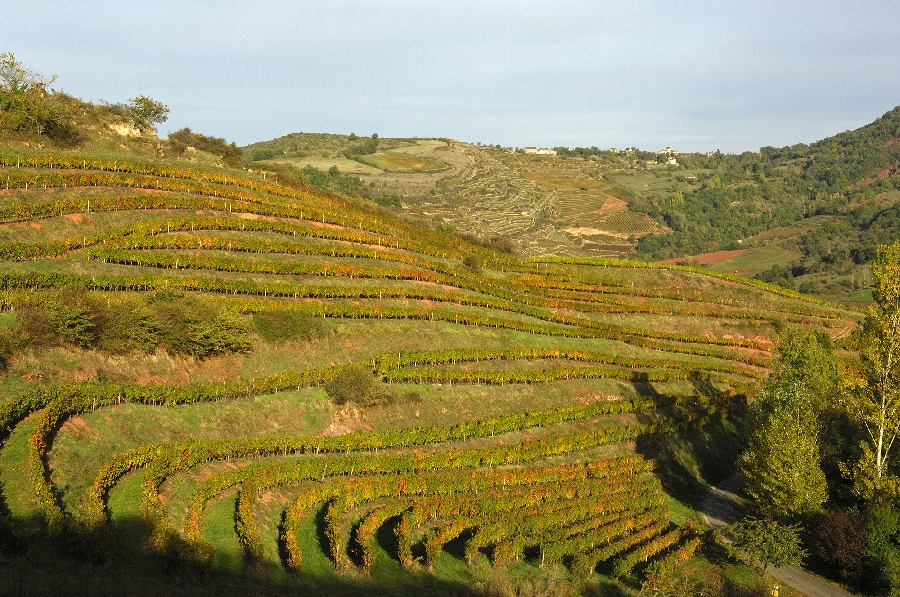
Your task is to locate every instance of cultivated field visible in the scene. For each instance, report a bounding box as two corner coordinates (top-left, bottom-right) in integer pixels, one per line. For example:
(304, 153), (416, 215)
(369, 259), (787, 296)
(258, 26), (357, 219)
(0, 149), (860, 595)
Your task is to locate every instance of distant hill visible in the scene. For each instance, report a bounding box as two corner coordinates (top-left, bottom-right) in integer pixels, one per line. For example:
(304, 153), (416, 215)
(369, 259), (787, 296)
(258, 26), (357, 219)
(626, 106), (900, 299)
(242, 109), (899, 303)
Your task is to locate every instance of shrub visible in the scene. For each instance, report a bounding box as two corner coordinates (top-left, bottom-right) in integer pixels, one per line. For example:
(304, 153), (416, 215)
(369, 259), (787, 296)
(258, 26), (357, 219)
(253, 311), (325, 344)
(167, 128), (242, 167)
(188, 311), (253, 358)
(324, 366), (376, 406)
(148, 291), (201, 355)
(148, 292), (251, 357)
(373, 193), (402, 208)
(463, 254), (483, 273)
(14, 303), (57, 349)
(51, 304), (96, 348)
(95, 297), (159, 354)
(815, 510), (866, 581)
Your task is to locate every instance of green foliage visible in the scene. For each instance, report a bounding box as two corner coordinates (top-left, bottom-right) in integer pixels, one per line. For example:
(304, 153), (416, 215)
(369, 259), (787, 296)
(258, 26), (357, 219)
(739, 328), (837, 519)
(740, 383), (828, 519)
(249, 146), (278, 161)
(768, 327), (841, 411)
(300, 164), (362, 196)
(188, 310), (253, 357)
(463, 253), (483, 273)
(756, 264), (795, 290)
(728, 516), (807, 571)
(345, 136), (378, 156)
(373, 192), (402, 207)
(0, 53), (79, 145)
(14, 302), (58, 348)
(166, 127), (242, 167)
(0, 52), (55, 93)
(864, 504), (900, 594)
(50, 301), (97, 348)
(126, 95), (168, 125)
(252, 310), (324, 343)
(147, 291), (252, 357)
(845, 242), (900, 502)
(94, 297), (158, 354)
(632, 107), (900, 271)
(323, 365), (394, 407)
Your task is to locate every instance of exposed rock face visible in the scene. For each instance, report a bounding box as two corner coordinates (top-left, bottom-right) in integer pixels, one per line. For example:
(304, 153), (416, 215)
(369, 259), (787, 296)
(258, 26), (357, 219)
(108, 121), (145, 137)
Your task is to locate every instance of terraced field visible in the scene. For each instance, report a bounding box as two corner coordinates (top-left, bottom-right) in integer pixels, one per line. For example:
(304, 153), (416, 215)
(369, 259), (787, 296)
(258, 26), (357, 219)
(0, 149), (860, 595)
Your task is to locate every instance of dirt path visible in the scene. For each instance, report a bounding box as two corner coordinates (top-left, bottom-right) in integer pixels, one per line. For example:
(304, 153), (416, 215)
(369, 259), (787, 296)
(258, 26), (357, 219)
(702, 476), (854, 597)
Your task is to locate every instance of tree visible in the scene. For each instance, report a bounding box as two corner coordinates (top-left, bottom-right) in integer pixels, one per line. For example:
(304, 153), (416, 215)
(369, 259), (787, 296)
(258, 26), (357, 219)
(127, 95), (169, 125)
(844, 241), (900, 501)
(814, 510), (866, 581)
(739, 328), (836, 519)
(0, 52), (55, 93)
(739, 384), (828, 518)
(728, 516), (807, 572)
(0, 53), (76, 143)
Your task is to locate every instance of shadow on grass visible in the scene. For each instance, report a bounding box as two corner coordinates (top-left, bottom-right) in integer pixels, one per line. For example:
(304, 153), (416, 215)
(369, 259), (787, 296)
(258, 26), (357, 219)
(634, 393), (747, 507)
(0, 513), (497, 597)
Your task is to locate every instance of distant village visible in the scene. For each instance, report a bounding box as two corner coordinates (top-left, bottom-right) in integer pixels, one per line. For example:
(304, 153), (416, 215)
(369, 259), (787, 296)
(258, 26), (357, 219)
(521, 147), (558, 155)
(517, 144), (717, 165)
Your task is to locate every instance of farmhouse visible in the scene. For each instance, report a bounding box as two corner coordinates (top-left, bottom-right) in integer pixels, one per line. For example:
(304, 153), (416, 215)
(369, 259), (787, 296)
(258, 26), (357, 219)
(523, 147), (558, 155)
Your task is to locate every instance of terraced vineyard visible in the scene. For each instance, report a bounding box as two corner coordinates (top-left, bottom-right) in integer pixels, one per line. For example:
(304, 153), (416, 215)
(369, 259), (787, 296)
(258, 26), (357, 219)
(0, 149), (860, 595)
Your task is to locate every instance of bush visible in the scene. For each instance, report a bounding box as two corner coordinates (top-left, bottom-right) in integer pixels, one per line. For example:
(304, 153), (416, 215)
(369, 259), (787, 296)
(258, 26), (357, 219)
(463, 254), (483, 273)
(148, 291), (252, 358)
(324, 366), (373, 406)
(864, 504), (900, 594)
(51, 302), (98, 348)
(14, 303), (57, 349)
(253, 311), (325, 344)
(13, 296), (98, 349)
(95, 297), (158, 354)
(373, 193), (402, 208)
(188, 311), (253, 357)
(148, 291), (200, 355)
(323, 365), (394, 407)
(815, 510), (866, 581)
(167, 128), (242, 167)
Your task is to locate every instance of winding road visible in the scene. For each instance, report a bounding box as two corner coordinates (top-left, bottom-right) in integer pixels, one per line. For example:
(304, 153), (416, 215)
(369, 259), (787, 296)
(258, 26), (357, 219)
(701, 476), (854, 597)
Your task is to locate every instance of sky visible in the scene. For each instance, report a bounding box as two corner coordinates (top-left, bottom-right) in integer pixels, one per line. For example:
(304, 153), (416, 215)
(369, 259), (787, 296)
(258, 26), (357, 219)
(3, 1), (899, 153)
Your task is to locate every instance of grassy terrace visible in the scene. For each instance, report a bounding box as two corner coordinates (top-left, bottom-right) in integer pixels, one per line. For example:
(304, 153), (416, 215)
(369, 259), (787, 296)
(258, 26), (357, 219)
(0, 150), (857, 596)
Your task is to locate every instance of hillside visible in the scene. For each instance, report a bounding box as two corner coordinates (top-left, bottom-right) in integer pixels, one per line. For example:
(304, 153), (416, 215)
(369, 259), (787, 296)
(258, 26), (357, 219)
(0, 61), (867, 596)
(244, 108), (900, 303)
(243, 134), (665, 258)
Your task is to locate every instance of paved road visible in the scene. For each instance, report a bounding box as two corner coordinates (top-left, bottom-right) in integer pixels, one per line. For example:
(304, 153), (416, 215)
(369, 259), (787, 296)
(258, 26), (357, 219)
(701, 476), (854, 597)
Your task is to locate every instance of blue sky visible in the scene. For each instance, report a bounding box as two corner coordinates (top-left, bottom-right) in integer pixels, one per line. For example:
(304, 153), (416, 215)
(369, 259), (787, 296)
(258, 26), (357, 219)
(3, 1), (899, 152)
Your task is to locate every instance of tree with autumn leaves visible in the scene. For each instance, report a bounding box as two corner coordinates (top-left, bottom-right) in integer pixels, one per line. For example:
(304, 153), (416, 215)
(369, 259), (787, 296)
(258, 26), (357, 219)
(843, 241), (900, 503)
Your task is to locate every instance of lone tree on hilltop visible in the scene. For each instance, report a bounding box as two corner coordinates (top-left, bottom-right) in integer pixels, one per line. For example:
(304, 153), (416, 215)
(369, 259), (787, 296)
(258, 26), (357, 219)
(127, 95), (169, 126)
(0, 52), (56, 93)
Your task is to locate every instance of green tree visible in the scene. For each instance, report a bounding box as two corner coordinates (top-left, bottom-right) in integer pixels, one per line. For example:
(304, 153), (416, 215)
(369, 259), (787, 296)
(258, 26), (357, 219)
(728, 516), (807, 572)
(740, 384), (828, 518)
(0, 52), (55, 93)
(0, 52), (76, 143)
(845, 241), (900, 501)
(127, 95), (169, 125)
(739, 328), (837, 519)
